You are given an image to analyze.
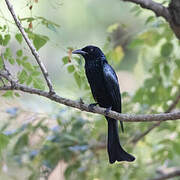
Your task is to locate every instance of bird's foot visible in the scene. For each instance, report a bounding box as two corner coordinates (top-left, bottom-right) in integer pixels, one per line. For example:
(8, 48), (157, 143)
(88, 103), (98, 112)
(79, 98), (85, 108)
(79, 98), (84, 104)
(105, 106), (112, 115)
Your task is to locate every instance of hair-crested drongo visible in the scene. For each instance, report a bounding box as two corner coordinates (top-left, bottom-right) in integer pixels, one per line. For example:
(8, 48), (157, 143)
(72, 45), (135, 163)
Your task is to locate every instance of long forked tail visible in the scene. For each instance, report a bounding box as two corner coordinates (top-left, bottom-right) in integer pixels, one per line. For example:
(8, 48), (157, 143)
(106, 117), (135, 163)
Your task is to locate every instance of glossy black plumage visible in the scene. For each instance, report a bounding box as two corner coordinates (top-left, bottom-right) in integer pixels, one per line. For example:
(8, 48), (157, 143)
(72, 45), (135, 163)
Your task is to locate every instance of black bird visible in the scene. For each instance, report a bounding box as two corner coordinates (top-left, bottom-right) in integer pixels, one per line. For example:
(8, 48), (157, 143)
(72, 45), (135, 163)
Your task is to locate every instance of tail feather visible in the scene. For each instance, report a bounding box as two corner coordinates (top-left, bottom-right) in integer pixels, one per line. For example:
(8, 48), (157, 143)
(120, 120), (124, 133)
(106, 117), (135, 163)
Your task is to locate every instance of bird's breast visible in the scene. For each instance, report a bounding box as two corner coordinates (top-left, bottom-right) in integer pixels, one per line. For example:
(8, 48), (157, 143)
(85, 61), (111, 107)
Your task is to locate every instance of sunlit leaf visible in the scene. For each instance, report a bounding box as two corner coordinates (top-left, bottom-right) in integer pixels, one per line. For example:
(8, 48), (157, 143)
(3, 34), (11, 46)
(15, 33), (23, 44)
(18, 70), (28, 84)
(0, 133), (9, 156)
(67, 65), (75, 73)
(33, 34), (49, 50)
(161, 42), (173, 57)
(16, 49), (23, 57)
(107, 23), (119, 33)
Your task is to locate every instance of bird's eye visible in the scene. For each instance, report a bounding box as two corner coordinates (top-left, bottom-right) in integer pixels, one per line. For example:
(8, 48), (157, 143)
(90, 48), (93, 52)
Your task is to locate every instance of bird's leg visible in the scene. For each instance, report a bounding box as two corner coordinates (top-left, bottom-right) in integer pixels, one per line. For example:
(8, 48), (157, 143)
(88, 103), (98, 111)
(105, 106), (112, 116)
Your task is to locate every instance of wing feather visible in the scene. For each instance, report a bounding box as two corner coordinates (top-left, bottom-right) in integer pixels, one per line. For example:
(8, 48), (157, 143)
(103, 63), (124, 132)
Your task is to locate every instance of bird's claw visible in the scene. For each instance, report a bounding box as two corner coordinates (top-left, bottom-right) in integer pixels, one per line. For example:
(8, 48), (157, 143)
(79, 98), (84, 104)
(105, 106), (112, 115)
(88, 103), (98, 111)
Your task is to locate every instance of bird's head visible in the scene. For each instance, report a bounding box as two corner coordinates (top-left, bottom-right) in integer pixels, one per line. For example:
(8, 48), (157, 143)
(72, 45), (105, 61)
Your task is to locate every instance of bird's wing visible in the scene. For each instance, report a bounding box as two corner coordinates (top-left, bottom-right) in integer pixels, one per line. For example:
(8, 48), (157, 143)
(103, 63), (124, 132)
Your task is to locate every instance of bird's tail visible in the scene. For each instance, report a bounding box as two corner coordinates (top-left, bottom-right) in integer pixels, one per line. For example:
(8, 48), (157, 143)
(106, 117), (135, 163)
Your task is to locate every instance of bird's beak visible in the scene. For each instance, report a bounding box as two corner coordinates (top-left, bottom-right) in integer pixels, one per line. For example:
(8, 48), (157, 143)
(72, 49), (88, 56)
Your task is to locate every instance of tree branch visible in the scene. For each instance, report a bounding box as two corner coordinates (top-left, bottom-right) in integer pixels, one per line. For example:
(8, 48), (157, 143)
(123, 0), (171, 21)
(1, 70), (180, 123)
(4, 0), (55, 94)
(131, 91), (180, 144)
(149, 169), (180, 180)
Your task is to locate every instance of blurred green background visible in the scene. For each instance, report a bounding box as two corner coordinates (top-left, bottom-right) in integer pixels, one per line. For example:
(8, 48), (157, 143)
(0, 0), (180, 179)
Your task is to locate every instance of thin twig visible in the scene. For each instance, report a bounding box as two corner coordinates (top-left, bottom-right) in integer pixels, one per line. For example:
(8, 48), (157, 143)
(1, 54), (10, 76)
(4, 0), (55, 94)
(165, 92), (180, 113)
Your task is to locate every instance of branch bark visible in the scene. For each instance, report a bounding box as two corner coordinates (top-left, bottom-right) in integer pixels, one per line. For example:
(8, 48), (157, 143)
(4, 0), (55, 94)
(1, 70), (180, 123)
(123, 0), (171, 21)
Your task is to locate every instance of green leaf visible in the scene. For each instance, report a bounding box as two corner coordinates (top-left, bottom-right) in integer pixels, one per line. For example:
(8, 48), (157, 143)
(145, 16), (155, 25)
(3, 90), (13, 97)
(20, 17), (35, 22)
(74, 72), (81, 88)
(0, 133), (9, 156)
(0, 34), (3, 45)
(15, 92), (20, 97)
(16, 49), (23, 57)
(22, 62), (34, 71)
(4, 48), (12, 59)
(161, 42), (173, 57)
(0, 56), (3, 69)
(16, 58), (21, 65)
(26, 76), (33, 85)
(67, 65), (75, 73)
(62, 56), (69, 64)
(163, 65), (170, 76)
(3, 34), (11, 46)
(13, 133), (29, 154)
(18, 70), (28, 84)
(63, 134), (79, 142)
(139, 30), (161, 46)
(111, 46), (124, 62)
(28, 172), (39, 180)
(33, 78), (45, 90)
(15, 33), (23, 44)
(33, 34), (49, 50)
(64, 163), (80, 179)
(107, 23), (119, 33)
(175, 59), (180, 67)
(31, 71), (41, 76)
(8, 57), (15, 65)
(128, 39), (144, 48)
(22, 56), (28, 61)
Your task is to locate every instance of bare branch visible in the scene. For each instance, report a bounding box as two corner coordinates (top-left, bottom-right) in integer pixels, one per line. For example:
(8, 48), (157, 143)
(1, 70), (180, 123)
(4, 0), (55, 94)
(123, 0), (171, 21)
(131, 91), (180, 144)
(149, 169), (180, 180)
(165, 91), (180, 113)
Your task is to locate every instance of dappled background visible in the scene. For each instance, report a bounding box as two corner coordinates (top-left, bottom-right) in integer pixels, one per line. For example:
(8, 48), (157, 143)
(0, 0), (180, 179)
